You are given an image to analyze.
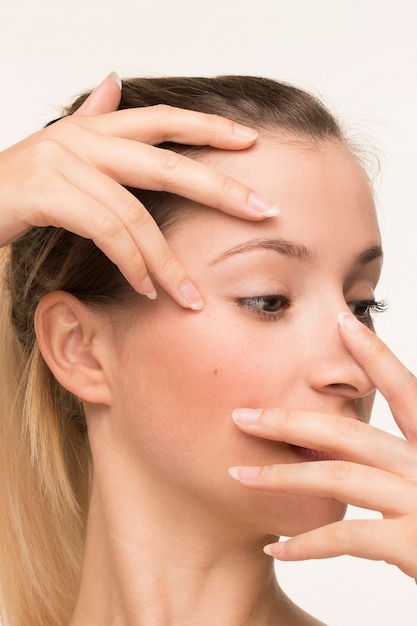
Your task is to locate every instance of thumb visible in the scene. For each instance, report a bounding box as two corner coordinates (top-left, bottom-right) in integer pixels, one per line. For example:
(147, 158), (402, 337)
(74, 71), (122, 116)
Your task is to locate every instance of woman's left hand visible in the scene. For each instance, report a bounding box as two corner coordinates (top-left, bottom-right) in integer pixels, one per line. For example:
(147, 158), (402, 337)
(229, 312), (417, 581)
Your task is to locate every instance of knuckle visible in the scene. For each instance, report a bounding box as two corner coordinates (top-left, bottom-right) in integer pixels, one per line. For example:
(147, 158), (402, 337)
(328, 522), (348, 546)
(156, 250), (180, 277)
(29, 137), (63, 165)
(275, 408), (292, 433)
(216, 174), (239, 206)
(19, 139), (64, 193)
(261, 408), (292, 438)
(43, 117), (80, 141)
(96, 212), (123, 239)
(158, 149), (184, 185)
(124, 249), (146, 276)
(125, 198), (152, 228)
(152, 103), (175, 123)
(329, 461), (353, 483)
(335, 417), (364, 442)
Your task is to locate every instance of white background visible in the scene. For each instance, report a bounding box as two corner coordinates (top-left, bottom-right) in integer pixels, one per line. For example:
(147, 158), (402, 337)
(1, 0), (417, 623)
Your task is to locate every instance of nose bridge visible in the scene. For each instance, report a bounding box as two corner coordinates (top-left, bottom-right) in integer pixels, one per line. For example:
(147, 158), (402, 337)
(303, 297), (374, 398)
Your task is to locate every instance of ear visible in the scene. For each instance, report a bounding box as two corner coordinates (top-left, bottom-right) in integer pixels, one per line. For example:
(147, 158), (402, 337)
(35, 291), (113, 405)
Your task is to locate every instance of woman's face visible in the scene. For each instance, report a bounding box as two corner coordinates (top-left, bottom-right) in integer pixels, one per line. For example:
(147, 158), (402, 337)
(102, 136), (382, 537)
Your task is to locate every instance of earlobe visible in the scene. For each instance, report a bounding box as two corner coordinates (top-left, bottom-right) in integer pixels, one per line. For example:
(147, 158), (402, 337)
(35, 292), (113, 405)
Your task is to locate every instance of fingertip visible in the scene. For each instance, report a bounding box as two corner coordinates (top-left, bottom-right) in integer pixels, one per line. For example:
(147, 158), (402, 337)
(178, 279), (205, 311)
(227, 466), (261, 481)
(231, 408), (262, 425)
(138, 274), (157, 300)
(189, 301), (205, 311)
(263, 542), (284, 558)
(233, 123), (259, 142)
(228, 467), (240, 480)
(337, 312), (364, 334)
(248, 192), (281, 218)
(106, 71), (122, 90)
(75, 72), (122, 116)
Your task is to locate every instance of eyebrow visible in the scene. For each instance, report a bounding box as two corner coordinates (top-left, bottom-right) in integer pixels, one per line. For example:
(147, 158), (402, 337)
(208, 238), (383, 266)
(355, 245), (384, 265)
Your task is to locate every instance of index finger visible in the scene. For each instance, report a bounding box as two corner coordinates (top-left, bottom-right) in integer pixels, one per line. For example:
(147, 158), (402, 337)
(72, 105), (261, 151)
(338, 312), (417, 441)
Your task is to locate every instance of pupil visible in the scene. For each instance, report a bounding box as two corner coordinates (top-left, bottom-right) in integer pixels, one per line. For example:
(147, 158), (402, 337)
(356, 303), (369, 316)
(265, 297), (281, 311)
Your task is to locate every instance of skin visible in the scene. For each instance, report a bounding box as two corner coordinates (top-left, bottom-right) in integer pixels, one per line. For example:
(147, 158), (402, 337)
(96, 137), (381, 535)
(5, 75), (417, 622)
(37, 136), (389, 624)
(231, 318), (417, 578)
(0, 74), (277, 307)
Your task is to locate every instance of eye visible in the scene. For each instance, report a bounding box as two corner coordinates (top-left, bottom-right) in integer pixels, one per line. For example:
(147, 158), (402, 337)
(348, 299), (388, 327)
(236, 295), (291, 320)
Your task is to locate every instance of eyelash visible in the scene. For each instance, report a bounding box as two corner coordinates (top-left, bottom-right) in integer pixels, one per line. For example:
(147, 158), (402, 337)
(348, 299), (388, 327)
(236, 295), (291, 321)
(236, 295), (388, 325)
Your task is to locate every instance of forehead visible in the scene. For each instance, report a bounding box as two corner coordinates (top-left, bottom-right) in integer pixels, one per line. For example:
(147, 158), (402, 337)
(206, 134), (374, 211)
(167, 136), (380, 264)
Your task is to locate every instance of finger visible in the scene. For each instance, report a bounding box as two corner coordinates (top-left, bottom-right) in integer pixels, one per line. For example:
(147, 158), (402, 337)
(231, 408), (417, 478)
(75, 105), (261, 149)
(23, 167), (161, 297)
(50, 126), (278, 219)
(74, 72), (122, 116)
(58, 156), (204, 308)
(12, 135), (204, 307)
(264, 518), (417, 579)
(338, 312), (417, 441)
(228, 461), (417, 515)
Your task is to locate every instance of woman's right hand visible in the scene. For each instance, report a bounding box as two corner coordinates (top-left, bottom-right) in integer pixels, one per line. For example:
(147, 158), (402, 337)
(0, 73), (278, 308)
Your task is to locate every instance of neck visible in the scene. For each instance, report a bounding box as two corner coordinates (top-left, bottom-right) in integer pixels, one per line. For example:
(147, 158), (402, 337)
(70, 432), (322, 626)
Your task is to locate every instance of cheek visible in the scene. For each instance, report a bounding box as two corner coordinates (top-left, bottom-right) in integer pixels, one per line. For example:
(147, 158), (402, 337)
(109, 309), (346, 535)
(127, 315), (281, 412)
(113, 308), (287, 458)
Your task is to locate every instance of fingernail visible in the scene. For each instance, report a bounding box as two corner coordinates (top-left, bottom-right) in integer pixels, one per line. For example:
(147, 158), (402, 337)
(138, 275), (157, 300)
(338, 312), (363, 333)
(232, 408), (262, 425)
(106, 71), (122, 89)
(179, 279), (205, 311)
(248, 192), (280, 217)
(228, 466), (261, 481)
(233, 123), (259, 141)
(263, 543), (283, 557)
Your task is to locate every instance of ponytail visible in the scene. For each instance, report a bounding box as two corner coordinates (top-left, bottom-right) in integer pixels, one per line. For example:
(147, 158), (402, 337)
(0, 246), (88, 626)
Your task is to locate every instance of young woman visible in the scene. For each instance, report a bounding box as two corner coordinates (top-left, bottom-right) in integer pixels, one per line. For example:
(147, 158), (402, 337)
(1, 73), (416, 626)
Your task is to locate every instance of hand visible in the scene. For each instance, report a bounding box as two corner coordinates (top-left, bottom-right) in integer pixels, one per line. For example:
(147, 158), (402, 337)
(229, 312), (417, 581)
(0, 73), (278, 308)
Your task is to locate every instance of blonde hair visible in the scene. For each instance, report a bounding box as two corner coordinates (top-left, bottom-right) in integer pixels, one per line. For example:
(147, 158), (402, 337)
(0, 246), (88, 626)
(0, 75), (344, 625)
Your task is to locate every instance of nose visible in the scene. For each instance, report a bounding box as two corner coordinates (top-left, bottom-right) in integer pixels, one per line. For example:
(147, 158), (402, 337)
(305, 307), (375, 401)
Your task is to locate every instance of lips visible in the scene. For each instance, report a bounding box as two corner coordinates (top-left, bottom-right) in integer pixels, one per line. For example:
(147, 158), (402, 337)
(291, 445), (343, 462)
